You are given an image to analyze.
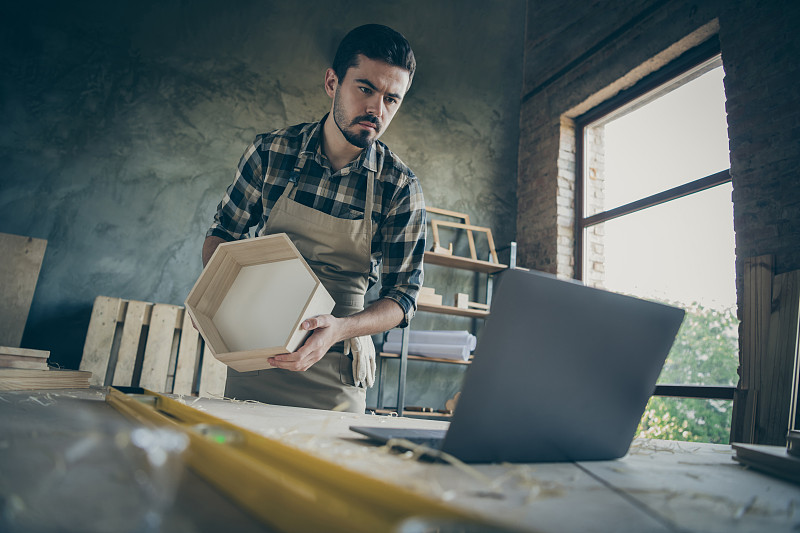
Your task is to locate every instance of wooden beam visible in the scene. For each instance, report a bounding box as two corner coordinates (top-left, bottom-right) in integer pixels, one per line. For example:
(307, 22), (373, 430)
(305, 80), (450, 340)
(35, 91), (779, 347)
(757, 270), (800, 444)
(731, 255), (773, 444)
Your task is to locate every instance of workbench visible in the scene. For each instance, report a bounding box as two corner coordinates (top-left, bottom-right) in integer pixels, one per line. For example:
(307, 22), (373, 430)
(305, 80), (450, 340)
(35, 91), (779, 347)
(1, 388), (798, 532)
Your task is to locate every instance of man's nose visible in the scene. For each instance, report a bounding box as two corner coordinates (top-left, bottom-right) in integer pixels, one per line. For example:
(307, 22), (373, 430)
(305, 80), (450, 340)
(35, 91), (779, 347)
(366, 95), (384, 118)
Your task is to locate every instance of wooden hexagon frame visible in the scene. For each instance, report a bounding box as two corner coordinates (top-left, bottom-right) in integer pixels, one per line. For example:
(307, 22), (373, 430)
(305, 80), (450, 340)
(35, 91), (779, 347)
(185, 233), (334, 372)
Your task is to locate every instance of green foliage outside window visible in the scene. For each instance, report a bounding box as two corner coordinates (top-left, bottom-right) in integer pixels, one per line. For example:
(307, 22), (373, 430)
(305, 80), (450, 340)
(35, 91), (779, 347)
(636, 302), (739, 444)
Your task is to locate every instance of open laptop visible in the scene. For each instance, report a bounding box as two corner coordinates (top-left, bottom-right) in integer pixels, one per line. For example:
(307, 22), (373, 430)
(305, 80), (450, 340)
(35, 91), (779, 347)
(351, 268), (685, 463)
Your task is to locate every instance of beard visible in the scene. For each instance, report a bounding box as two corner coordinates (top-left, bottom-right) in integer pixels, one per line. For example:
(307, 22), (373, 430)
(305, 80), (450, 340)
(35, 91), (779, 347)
(332, 90), (382, 149)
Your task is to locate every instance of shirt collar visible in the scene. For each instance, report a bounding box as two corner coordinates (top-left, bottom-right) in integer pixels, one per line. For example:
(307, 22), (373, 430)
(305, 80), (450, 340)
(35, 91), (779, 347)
(299, 114), (380, 174)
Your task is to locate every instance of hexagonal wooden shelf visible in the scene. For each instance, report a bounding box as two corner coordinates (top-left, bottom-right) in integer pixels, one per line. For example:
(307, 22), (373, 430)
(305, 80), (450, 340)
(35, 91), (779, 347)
(185, 233), (334, 372)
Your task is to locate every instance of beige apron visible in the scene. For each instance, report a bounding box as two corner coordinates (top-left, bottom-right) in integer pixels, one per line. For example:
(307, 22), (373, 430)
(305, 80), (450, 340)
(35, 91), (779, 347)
(224, 159), (374, 413)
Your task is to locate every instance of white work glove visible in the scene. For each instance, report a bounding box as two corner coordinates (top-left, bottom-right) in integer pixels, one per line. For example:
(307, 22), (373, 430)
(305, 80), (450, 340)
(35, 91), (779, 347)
(344, 335), (376, 388)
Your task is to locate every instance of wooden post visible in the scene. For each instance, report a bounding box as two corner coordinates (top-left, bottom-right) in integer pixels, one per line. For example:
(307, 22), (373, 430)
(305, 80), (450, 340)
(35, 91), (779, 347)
(758, 270), (800, 444)
(732, 255), (800, 445)
(731, 255), (773, 444)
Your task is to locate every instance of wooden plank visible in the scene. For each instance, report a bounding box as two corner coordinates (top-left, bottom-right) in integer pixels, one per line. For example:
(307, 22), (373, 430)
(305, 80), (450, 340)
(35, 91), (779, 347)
(0, 233), (47, 347)
(165, 309), (183, 392)
(0, 354), (48, 370)
(422, 251), (506, 273)
(732, 255), (773, 443)
(139, 304), (181, 393)
(79, 296), (123, 386)
(417, 302), (489, 319)
(758, 270), (800, 444)
(173, 310), (201, 395)
(379, 352), (472, 366)
(199, 343), (227, 398)
(112, 301), (151, 387)
(0, 368), (91, 390)
(0, 346), (50, 358)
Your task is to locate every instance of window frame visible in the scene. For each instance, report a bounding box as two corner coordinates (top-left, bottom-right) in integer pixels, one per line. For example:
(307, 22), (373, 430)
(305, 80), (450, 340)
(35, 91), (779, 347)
(574, 37), (734, 402)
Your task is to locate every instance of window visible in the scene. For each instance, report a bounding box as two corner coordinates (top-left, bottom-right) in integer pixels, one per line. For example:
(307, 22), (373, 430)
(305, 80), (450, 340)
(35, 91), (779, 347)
(575, 40), (737, 443)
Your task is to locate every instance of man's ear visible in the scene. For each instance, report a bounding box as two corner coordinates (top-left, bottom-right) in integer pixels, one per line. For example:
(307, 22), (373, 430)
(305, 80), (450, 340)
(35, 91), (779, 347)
(324, 68), (338, 98)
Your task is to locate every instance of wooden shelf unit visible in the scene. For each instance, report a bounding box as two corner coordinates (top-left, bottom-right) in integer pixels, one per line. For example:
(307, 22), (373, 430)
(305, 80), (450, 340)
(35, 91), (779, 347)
(375, 242), (516, 417)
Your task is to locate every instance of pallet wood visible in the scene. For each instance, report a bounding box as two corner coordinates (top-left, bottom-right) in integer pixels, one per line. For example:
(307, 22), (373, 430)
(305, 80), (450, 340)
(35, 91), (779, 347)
(112, 301), (150, 387)
(199, 343), (227, 398)
(139, 304), (182, 393)
(173, 311), (201, 395)
(80, 296), (213, 396)
(0, 233), (47, 347)
(79, 296), (125, 386)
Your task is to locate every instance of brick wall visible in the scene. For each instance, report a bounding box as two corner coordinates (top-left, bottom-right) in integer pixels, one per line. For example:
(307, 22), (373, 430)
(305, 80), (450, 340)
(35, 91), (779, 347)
(518, 0), (800, 298)
(718, 2), (800, 278)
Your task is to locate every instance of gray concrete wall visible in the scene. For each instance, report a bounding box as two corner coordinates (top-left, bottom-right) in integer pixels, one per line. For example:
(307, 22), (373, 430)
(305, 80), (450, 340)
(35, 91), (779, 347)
(0, 1), (523, 406)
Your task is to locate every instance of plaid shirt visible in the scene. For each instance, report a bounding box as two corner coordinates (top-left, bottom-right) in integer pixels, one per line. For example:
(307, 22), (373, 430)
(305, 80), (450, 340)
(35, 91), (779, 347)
(208, 115), (426, 325)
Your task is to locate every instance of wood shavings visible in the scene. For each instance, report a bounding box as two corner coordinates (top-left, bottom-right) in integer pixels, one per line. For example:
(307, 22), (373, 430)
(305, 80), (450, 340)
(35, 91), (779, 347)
(734, 496), (757, 520)
(488, 464), (566, 502)
(331, 401), (350, 412)
(382, 438), (494, 485)
(21, 395), (54, 407)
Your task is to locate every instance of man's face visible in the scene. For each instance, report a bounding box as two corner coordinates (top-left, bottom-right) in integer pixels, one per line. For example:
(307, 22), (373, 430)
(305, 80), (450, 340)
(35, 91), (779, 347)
(326, 55), (410, 149)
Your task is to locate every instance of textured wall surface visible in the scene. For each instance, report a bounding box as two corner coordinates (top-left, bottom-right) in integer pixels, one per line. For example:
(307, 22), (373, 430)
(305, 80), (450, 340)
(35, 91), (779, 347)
(518, 0), (800, 442)
(0, 0), (524, 408)
(518, 0), (721, 274)
(519, 0), (800, 279)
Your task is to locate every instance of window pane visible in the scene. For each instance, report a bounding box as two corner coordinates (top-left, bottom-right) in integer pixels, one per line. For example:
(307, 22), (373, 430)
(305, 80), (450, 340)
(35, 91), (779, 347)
(637, 396), (732, 444)
(586, 184), (738, 387)
(584, 61), (730, 215)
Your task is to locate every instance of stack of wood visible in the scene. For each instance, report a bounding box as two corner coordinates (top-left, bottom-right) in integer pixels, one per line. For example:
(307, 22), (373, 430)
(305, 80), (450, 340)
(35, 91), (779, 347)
(0, 346), (91, 391)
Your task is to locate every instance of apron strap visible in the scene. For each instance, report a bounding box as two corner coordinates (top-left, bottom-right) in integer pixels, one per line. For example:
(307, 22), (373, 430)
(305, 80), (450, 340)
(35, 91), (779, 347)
(289, 153), (376, 239)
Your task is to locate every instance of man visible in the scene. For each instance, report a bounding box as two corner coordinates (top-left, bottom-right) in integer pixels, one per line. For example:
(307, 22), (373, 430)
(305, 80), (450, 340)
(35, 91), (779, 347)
(202, 24), (426, 413)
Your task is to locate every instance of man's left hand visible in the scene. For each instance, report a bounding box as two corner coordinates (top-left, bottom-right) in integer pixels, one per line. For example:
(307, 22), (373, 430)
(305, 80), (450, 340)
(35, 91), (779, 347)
(267, 314), (342, 371)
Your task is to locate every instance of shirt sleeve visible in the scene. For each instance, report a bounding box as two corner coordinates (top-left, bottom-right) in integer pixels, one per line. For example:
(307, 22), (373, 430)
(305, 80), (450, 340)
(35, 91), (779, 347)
(379, 175), (426, 327)
(206, 137), (265, 241)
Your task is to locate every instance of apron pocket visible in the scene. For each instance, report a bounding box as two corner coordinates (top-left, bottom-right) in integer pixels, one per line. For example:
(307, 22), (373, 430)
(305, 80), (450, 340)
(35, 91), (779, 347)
(338, 352), (356, 387)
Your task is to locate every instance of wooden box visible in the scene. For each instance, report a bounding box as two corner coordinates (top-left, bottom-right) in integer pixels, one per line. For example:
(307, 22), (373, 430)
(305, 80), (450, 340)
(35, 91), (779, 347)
(185, 233), (334, 372)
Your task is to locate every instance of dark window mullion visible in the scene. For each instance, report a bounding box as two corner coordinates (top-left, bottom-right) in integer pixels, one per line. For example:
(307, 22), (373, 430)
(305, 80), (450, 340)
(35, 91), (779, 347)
(653, 384), (736, 400)
(580, 169), (731, 229)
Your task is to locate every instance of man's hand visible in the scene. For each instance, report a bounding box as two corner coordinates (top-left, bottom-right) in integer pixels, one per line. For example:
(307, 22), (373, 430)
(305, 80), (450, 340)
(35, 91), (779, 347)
(267, 314), (343, 371)
(266, 298), (405, 372)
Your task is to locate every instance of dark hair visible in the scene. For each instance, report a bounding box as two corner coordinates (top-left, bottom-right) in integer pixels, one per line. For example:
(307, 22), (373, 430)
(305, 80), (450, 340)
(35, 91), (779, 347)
(332, 24), (416, 88)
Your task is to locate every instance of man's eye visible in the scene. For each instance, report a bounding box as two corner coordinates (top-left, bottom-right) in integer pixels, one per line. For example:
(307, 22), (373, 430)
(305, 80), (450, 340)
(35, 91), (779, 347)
(359, 87), (372, 94)
(385, 97), (398, 105)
